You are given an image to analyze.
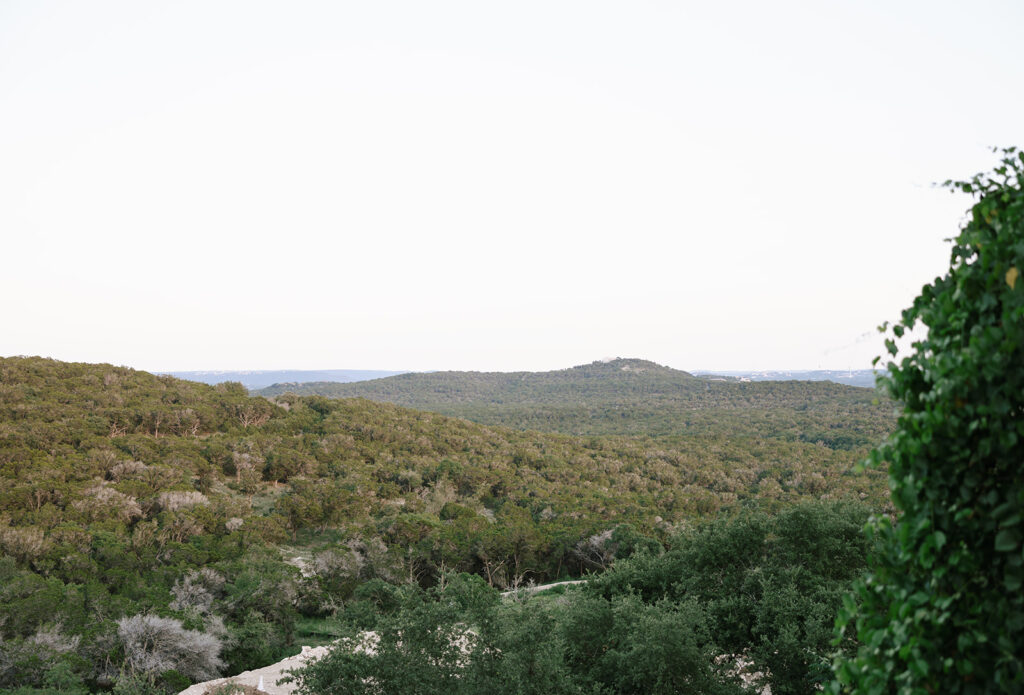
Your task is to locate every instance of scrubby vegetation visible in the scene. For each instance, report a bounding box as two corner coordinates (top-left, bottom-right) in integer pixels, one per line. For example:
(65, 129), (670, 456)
(0, 355), (888, 693)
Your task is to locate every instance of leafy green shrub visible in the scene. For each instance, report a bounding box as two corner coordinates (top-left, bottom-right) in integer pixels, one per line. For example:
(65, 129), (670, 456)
(292, 574), (742, 695)
(833, 149), (1024, 693)
(222, 611), (292, 674)
(587, 501), (871, 695)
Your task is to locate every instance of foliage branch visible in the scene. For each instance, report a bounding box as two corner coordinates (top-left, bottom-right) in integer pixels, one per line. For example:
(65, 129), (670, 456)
(833, 148), (1024, 693)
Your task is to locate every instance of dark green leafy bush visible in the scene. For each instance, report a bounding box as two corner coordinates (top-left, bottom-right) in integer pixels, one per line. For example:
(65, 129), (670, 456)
(833, 149), (1024, 693)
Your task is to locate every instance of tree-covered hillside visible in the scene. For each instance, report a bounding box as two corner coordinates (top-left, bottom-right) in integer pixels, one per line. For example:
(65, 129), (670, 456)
(0, 356), (889, 693)
(258, 358), (892, 447)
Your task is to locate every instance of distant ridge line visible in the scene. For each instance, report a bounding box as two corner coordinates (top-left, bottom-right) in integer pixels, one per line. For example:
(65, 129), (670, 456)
(162, 368), (409, 390)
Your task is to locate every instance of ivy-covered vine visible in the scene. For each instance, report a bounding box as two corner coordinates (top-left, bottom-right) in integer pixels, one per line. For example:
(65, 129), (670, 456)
(833, 148), (1024, 693)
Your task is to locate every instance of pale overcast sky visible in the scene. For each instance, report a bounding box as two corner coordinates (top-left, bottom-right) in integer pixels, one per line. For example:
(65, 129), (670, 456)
(2, 1), (1022, 372)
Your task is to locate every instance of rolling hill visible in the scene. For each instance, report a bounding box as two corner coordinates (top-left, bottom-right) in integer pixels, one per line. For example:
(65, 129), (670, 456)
(258, 358), (893, 448)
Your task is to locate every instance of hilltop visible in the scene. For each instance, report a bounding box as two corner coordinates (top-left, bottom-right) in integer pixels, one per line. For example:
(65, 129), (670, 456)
(259, 358), (892, 447)
(260, 358), (690, 401)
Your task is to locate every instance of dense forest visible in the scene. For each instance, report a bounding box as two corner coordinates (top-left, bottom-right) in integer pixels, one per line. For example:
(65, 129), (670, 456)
(0, 356), (890, 694)
(257, 358), (893, 447)
(292, 501), (874, 695)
